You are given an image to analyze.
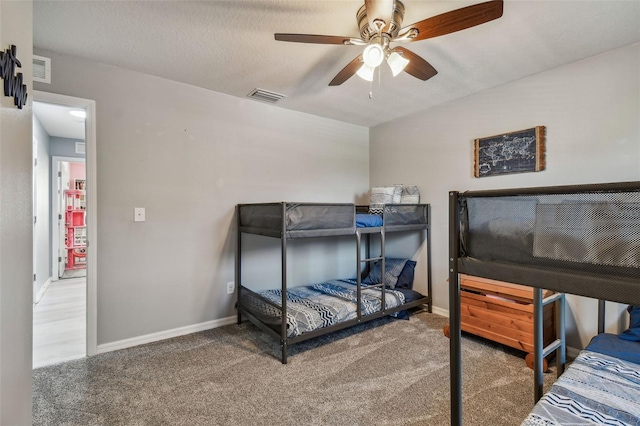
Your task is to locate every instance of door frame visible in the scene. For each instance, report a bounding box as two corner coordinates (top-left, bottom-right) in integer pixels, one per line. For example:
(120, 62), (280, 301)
(35, 90), (98, 357)
(33, 136), (38, 303)
(51, 156), (86, 281)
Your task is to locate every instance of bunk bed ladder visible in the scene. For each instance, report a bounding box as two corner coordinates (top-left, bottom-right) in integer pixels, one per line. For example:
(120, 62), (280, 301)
(356, 227), (386, 319)
(533, 290), (566, 402)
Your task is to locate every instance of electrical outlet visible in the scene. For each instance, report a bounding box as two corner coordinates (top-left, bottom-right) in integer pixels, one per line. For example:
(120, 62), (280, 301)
(226, 281), (235, 294)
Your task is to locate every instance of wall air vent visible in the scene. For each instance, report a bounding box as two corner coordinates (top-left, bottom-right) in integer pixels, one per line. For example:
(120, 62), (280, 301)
(33, 55), (51, 84)
(75, 142), (86, 154)
(247, 88), (286, 104)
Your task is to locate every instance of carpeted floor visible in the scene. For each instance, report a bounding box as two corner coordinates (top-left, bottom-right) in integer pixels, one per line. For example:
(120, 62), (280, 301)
(33, 311), (555, 425)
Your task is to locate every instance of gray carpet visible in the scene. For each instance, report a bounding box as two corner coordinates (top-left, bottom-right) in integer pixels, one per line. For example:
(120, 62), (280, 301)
(33, 311), (555, 425)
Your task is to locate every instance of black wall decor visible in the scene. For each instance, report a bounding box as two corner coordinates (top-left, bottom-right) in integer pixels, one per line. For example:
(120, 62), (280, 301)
(473, 126), (546, 178)
(0, 45), (28, 109)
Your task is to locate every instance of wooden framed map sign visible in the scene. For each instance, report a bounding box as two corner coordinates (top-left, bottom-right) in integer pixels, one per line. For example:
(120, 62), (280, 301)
(474, 126), (546, 178)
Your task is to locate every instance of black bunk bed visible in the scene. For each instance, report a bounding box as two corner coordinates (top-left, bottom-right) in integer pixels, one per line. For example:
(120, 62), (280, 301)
(235, 202), (432, 363)
(449, 181), (640, 426)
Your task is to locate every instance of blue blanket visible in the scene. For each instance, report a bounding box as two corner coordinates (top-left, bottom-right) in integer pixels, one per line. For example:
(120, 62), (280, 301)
(355, 213), (383, 228)
(522, 350), (640, 425)
(254, 279), (405, 337)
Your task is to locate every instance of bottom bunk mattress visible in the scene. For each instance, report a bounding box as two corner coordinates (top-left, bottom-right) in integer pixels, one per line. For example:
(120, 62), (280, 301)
(522, 341), (640, 425)
(240, 279), (423, 338)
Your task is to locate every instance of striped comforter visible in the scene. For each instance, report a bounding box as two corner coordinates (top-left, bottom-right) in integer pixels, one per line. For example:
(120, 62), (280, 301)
(522, 350), (640, 425)
(244, 279), (405, 337)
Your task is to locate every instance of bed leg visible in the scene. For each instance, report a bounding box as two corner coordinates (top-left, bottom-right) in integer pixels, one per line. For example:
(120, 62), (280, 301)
(281, 341), (288, 364)
(237, 311), (242, 325)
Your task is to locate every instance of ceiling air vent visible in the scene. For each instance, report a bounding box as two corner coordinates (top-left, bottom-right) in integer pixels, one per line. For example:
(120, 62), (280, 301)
(247, 88), (286, 104)
(33, 55), (51, 84)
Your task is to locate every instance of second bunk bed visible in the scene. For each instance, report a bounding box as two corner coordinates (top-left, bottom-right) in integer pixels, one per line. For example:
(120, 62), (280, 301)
(448, 181), (640, 426)
(235, 202), (432, 363)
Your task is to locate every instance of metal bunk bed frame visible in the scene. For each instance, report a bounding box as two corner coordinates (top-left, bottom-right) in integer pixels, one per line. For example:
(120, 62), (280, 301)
(235, 202), (432, 364)
(448, 181), (640, 426)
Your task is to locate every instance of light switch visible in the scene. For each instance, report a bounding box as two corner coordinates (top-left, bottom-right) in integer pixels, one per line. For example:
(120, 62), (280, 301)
(134, 207), (145, 222)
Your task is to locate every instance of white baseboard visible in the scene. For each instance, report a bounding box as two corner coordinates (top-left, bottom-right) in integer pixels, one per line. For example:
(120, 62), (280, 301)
(34, 277), (53, 304)
(430, 306), (449, 318)
(96, 316), (237, 354)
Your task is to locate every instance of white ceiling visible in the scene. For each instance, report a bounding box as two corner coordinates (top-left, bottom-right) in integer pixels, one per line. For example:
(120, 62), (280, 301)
(33, 101), (86, 140)
(33, 1), (640, 128)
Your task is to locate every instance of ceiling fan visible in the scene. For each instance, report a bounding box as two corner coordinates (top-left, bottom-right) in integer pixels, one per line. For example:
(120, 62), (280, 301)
(274, 0), (503, 86)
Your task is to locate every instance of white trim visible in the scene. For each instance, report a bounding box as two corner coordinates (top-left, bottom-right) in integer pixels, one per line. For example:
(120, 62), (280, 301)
(34, 277), (52, 305)
(96, 316), (237, 354)
(34, 90), (98, 357)
(431, 306), (449, 318)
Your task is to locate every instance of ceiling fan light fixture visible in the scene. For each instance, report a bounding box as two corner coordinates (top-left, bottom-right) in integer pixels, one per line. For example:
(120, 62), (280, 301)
(387, 51), (410, 77)
(362, 44), (384, 68)
(356, 63), (375, 82)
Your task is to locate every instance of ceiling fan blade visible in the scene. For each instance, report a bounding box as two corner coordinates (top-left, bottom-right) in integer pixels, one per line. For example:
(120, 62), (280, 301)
(394, 47), (438, 81)
(401, 0), (503, 42)
(365, 0), (394, 32)
(329, 55), (364, 86)
(275, 33), (356, 45)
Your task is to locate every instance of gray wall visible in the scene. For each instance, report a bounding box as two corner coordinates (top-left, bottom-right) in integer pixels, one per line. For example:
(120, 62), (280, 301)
(50, 136), (85, 158)
(0, 1), (34, 423)
(370, 42), (640, 350)
(34, 49), (370, 346)
(33, 116), (51, 295)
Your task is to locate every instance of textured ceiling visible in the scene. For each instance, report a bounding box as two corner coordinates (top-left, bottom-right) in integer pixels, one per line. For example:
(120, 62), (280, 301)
(33, 0), (640, 128)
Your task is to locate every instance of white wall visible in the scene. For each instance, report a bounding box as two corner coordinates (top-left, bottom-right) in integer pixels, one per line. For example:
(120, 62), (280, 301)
(370, 42), (640, 349)
(0, 1), (34, 423)
(33, 50), (369, 346)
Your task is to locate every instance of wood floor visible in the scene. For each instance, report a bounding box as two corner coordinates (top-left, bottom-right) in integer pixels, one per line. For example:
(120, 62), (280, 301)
(33, 277), (86, 369)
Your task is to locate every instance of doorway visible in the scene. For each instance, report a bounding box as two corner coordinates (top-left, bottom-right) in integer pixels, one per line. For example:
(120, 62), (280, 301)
(32, 91), (97, 368)
(52, 157), (87, 281)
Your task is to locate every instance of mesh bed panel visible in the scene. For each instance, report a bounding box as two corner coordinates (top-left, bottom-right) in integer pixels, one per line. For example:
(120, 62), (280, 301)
(239, 203), (355, 238)
(458, 187), (640, 304)
(534, 202), (640, 268)
(383, 204), (428, 227)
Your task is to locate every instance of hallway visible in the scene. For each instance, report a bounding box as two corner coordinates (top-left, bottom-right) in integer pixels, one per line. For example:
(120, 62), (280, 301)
(33, 278), (86, 369)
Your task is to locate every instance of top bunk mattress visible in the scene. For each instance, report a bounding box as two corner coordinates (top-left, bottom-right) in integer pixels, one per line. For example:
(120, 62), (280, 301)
(238, 202), (428, 238)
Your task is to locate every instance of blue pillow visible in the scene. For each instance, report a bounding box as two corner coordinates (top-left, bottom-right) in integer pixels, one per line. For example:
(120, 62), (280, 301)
(395, 260), (417, 289)
(587, 333), (640, 364)
(619, 305), (640, 342)
(362, 258), (409, 289)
